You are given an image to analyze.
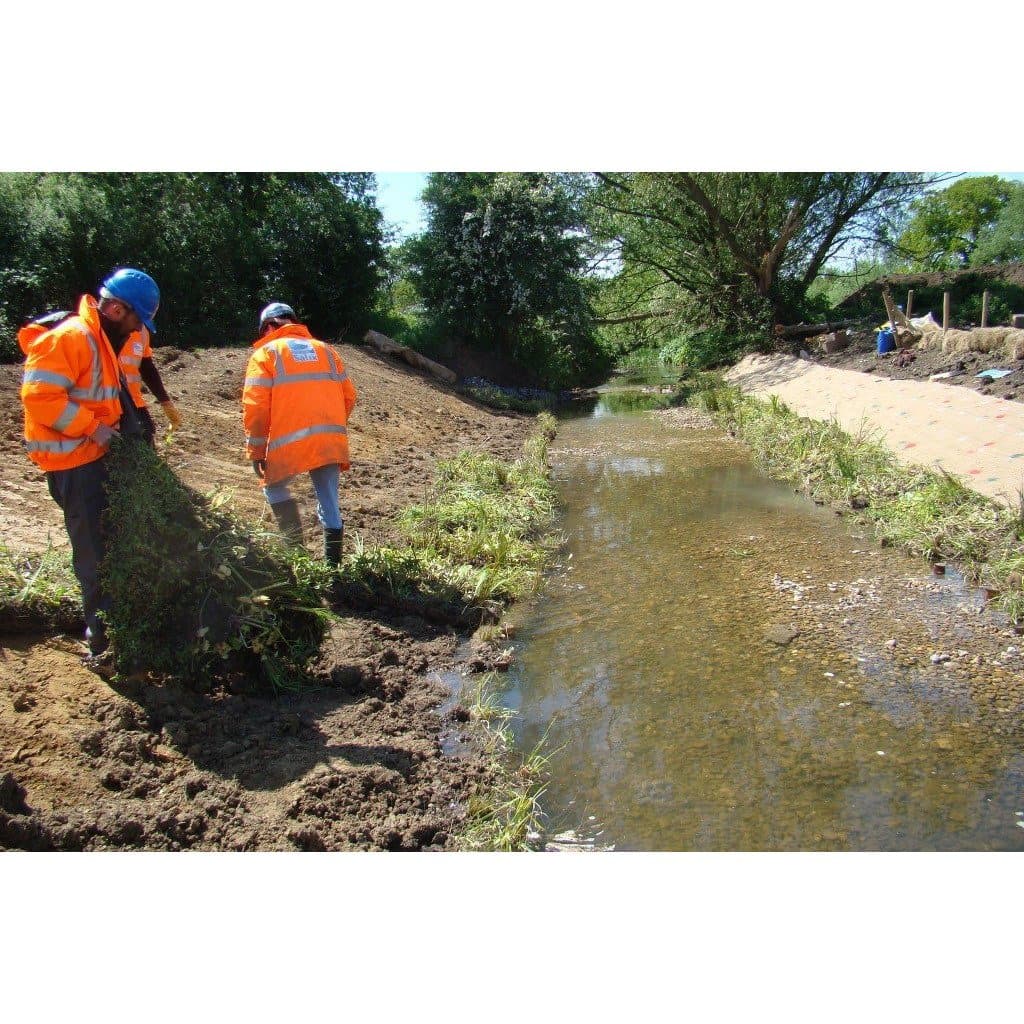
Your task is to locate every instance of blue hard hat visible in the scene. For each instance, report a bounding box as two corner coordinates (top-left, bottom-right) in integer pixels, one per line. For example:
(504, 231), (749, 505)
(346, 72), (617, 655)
(259, 301), (296, 329)
(100, 268), (160, 334)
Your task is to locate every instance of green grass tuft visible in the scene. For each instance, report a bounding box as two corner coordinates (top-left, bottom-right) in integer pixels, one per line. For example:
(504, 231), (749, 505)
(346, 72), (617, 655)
(458, 672), (550, 851)
(0, 542), (81, 631)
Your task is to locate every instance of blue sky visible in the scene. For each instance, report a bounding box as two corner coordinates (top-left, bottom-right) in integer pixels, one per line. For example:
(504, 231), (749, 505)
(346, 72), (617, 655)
(375, 173), (429, 241)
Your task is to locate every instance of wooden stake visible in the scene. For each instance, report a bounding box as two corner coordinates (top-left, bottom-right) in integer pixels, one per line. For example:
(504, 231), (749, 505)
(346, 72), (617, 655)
(943, 291), (950, 330)
(981, 290), (990, 328)
(906, 289), (914, 319)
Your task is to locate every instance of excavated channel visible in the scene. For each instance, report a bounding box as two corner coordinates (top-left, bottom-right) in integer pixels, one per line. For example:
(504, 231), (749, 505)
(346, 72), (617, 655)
(500, 393), (1024, 851)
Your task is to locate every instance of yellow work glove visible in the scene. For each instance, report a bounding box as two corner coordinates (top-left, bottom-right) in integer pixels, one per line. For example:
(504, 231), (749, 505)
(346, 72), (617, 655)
(159, 400), (183, 429)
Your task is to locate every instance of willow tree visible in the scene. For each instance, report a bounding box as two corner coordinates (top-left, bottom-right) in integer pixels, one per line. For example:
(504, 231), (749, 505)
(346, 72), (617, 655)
(586, 172), (935, 338)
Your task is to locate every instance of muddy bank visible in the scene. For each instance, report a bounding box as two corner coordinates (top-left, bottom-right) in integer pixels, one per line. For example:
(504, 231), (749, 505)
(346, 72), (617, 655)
(0, 342), (533, 850)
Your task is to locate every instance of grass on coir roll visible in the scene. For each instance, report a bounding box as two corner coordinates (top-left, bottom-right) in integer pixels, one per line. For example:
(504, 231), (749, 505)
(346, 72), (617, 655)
(684, 374), (1024, 622)
(0, 542), (82, 632)
(102, 437), (332, 688)
(335, 413), (559, 616)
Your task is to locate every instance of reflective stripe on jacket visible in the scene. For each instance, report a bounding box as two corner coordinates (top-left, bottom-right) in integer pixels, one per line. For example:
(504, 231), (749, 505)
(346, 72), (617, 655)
(120, 325), (152, 408)
(242, 323), (357, 486)
(20, 295), (125, 472)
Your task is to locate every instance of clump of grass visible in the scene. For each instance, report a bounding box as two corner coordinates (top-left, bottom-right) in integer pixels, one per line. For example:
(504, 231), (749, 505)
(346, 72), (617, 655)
(395, 419), (558, 604)
(679, 372), (742, 417)
(458, 672), (550, 851)
(871, 470), (1002, 563)
(691, 380), (1024, 621)
(103, 437), (332, 689)
(334, 414), (559, 625)
(0, 542), (82, 631)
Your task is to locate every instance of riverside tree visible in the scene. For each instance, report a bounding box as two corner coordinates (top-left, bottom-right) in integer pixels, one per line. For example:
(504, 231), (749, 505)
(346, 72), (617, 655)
(584, 172), (935, 364)
(407, 172), (610, 388)
(897, 176), (1019, 270)
(969, 182), (1024, 267)
(0, 172), (385, 359)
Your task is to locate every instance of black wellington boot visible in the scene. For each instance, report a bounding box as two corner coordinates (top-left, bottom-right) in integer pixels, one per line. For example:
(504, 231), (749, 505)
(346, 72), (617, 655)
(270, 498), (303, 544)
(323, 526), (343, 566)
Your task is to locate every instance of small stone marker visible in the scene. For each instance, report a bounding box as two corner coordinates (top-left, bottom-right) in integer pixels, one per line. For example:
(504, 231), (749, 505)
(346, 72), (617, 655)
(822, 331), (850, 354)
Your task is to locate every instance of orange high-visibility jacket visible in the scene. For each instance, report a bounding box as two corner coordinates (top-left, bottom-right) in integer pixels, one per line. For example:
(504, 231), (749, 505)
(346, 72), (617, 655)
(242, 323), (357, 486)
(120, 325), (152, 408)
(20, 295), (126, 473)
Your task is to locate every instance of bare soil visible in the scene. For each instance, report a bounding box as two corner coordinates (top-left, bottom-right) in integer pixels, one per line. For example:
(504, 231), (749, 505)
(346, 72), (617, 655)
(0, 343), (531, 850)
(814, 328), (1024, 403)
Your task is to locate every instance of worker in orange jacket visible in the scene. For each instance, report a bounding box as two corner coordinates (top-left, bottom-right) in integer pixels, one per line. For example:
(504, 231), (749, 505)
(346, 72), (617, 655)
(24, 316), (184, 447)
(119, 323), (183, 443)
(20, 268), (161, 667)
(242, 302), (357, 565)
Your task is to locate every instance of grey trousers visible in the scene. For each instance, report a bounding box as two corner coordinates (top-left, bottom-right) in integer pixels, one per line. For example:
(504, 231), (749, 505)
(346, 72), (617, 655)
(46, 457), (110, 654)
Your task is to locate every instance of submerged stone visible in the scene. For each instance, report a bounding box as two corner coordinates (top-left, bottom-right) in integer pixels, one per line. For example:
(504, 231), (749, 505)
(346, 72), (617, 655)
(765, 624), (800, 646)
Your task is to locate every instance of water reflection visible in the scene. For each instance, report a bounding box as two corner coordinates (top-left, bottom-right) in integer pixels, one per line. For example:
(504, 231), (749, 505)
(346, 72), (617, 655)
(505, 408), (1024, 851)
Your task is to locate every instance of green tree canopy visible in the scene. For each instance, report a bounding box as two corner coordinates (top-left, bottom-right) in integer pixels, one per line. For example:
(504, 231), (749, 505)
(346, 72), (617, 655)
(897, 176), (1016, 269)
(970, 183), (1024, 266)
(586, 172), (932, 339)
(407, 172), (609, 387)
(0, 172), (384, 360)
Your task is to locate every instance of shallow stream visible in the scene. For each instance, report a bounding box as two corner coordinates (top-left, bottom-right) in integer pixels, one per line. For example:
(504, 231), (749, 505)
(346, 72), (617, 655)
(499, 392), (1024, 851)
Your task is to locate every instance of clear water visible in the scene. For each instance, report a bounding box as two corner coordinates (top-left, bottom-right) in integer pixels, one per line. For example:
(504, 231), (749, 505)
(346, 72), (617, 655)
(501, 406), (1024, 851)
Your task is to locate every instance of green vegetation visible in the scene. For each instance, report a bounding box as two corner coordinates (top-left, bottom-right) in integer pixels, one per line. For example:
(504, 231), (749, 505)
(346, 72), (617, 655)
(685, 376), (1024, 622)
(458, 671), (550, 851)
(341, 414), (559, 609)
(103, 438), (332, 689)
(657, 324), (762, 373)
(596, 390), (675, 414)
(807, 258), (893, 309)
(838, 269), (1024, 327)
(586, 172), (933, 357)
(460, 384), (553, 414)
(0, 172), (384, 361)
(0, 542), (81, 631)
(972, 186), (1024, 266)
(404, 173), (612, 388)
(897, 176), (1021, 269)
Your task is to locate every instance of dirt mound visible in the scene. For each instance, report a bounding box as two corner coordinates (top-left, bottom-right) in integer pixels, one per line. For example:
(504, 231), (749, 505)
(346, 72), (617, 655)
(0, 339), (532, 850)
(1, 341), (526, 556)
(812, 328), (1024, 403)
(839, 261), (1024, 310)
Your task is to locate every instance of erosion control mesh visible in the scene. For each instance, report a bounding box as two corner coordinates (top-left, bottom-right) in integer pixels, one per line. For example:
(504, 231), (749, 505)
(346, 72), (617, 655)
(101, 438), (331, 688)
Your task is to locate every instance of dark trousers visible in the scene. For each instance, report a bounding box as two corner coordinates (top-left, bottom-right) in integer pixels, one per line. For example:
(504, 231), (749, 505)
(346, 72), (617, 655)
(137, 405), (156, 447)
(46, 457), (110, 654)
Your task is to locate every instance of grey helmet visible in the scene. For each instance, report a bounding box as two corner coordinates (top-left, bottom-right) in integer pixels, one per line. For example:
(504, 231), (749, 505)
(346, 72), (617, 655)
(258, 301), (296, 329)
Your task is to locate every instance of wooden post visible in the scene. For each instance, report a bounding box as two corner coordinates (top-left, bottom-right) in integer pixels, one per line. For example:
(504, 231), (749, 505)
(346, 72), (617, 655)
(981, 290), (990, 328)
(943, 291), (950, 330)
(906, 289), (914, 319)
(881, 287), (899, 331)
